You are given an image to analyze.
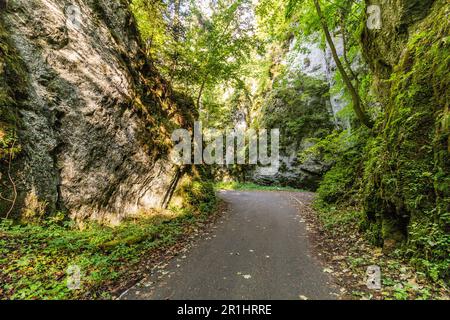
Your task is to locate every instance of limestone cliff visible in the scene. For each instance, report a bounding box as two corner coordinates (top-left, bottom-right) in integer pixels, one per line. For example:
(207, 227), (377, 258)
(249, 36), (348, 190)
(0, 0), (195, 223)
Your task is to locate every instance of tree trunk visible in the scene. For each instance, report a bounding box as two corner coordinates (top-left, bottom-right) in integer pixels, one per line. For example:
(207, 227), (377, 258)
(339, 13), (359, 86)
(161, 166), (184, 209)
(196, 77), (207, 109)
(313, 0), (372, 128)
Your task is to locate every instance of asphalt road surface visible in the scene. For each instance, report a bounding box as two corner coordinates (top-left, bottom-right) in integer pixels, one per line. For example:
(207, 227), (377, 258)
(120, 191), (337, 300)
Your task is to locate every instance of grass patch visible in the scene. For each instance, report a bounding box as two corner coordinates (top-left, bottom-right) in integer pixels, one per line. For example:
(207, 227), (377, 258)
(0, 204), (218, 300)
(215, 181), (304, 192)
(313, 202), (363, 231)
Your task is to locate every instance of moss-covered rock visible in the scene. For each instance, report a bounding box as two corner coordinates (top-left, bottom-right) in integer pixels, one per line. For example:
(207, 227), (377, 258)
(361, 0), (437, 79)
(360, 0), (449, 279)
(172, 177), (217, 214)
(251, 72), (335, 190)
(0, 18), (26, 157)
(315, 0), (449, 281)
(0, 16), (27, 215)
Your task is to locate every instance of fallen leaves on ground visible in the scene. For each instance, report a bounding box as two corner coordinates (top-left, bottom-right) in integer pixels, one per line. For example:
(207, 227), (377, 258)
(288, 192), (449, 300)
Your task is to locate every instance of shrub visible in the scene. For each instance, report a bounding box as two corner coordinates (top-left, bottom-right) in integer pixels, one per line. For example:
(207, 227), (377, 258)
(179, 180), (217, 214)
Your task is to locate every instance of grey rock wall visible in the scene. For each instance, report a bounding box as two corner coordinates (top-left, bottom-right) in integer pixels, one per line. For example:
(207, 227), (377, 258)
(0, 0), (192, 223)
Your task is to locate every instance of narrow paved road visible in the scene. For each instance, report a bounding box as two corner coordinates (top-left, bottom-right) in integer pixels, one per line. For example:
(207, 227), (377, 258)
(121, 191), (337, 300)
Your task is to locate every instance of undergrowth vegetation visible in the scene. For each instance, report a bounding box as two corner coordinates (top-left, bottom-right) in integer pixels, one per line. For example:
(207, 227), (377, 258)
(216, 181), (303, 192)
(0, 181), (218, 300)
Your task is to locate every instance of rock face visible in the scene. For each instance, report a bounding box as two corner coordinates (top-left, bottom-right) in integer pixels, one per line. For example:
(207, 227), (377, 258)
(287, 35), (352, 127)
(362, 0), (437, 78)
(0, 0), (194, 223)
(360, 0), (449, 255)
(249, 36), (351, 190)
(251, 142), (331, 190)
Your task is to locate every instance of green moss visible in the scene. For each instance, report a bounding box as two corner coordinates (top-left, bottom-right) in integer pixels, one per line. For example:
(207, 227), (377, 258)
(215, 181), (302, 192)
(316, 1), (449, 281)
(317, 163), (355, 204)
(306, 127), (369, 205)
(0, 17), (28, 216)
(259, 72), (334, 149)
(0, 18), (27, 161)
(176, 179), (217, 214)
(360, 1), (449, 280)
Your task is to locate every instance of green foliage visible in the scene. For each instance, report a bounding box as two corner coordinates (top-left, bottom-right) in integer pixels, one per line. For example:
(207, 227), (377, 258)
(178, 179), (217, 214)
(317, 162), (355, 204)
(286, 0), (364, 53)
(314, 1), (450, 283)
(286, 0), (372, 127)
(0, 199), (219, 299)
(408, 219), (450, 281)
(255, 0), (290, 42)
(130, 0), (169, 58)
(215, 181), (302, 192)
(0, 124), (20, 162)
(303, 127), (369, 204)
(0, 18), (27, 215)
(312, 203), (363, 232)
(131, 0), (257, 114)
(259, 72), (334, 149)
(361, 1), (449, 280)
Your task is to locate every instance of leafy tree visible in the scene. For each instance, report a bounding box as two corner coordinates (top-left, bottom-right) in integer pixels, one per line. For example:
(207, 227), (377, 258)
(180, 0), (257, 109)
(286, 0), (373, 128)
